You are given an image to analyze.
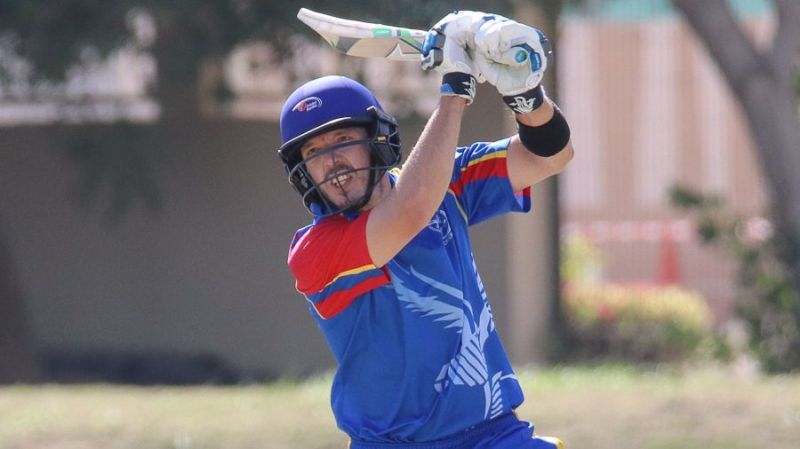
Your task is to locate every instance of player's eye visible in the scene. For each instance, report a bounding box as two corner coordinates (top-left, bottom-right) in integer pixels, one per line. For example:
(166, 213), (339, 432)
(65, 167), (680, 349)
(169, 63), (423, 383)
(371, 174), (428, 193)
(304, 147), (318, 158)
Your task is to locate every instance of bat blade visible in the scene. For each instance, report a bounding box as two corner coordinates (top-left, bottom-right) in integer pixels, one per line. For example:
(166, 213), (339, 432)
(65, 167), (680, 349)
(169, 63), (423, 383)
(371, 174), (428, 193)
(297, 8), (427, 61)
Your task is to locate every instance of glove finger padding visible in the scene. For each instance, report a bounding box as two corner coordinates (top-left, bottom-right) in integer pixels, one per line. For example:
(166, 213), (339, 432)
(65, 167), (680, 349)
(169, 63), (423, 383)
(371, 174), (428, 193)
(420, 11), (510, 75)
(421, 11), (504, 104)
(435, 11), (509, 50)
(473, 52), (541, 95)
(420, 30), (446, 71)
(421, 29), (473, 75)
(474, 52), (546, 113)
(421, 30), (477, 104)
(474, 20), (550, 95)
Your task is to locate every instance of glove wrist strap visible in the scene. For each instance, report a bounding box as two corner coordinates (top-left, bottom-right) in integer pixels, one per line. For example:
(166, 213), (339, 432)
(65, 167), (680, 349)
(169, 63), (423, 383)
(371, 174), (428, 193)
(503, 85), (545, 114)
(441, 73), (477, 104)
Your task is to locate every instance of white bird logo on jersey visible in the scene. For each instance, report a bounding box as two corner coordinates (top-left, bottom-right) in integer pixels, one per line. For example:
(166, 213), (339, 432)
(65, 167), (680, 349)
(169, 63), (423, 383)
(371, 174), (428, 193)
(389, 263), (516, 419)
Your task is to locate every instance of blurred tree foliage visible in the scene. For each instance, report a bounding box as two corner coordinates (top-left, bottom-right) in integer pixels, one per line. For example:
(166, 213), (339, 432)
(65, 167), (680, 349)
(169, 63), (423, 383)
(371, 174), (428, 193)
(0, 0), (513, 83)
(671, 1), (800, 373)
(0, 0), (518, 219)
(670, 185), (800, 373)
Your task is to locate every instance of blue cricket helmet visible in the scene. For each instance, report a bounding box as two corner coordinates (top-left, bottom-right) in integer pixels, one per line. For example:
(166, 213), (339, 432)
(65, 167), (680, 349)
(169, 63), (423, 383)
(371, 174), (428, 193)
(278, 76), (401, 216)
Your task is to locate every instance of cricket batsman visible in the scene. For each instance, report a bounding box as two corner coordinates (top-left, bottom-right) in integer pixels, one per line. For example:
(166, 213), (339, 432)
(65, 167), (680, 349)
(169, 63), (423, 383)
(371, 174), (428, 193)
(278, 10), (574, 449)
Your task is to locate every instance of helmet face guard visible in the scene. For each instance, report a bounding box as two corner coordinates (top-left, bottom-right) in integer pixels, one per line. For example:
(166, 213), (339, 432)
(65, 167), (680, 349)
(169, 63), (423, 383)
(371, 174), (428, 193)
(277, 77), (402, 217)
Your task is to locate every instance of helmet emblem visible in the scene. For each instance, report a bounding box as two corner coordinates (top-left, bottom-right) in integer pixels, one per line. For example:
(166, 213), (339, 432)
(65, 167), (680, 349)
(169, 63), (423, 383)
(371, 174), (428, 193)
(292, 96), (323, 112)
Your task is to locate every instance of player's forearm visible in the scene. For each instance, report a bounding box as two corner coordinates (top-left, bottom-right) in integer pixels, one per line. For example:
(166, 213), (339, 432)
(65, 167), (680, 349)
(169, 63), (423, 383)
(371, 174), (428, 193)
(516, 96), (573, 167)
(394, 96), (467, 222)
(517, 97), (573, 168)
(505, 94), (573, 191)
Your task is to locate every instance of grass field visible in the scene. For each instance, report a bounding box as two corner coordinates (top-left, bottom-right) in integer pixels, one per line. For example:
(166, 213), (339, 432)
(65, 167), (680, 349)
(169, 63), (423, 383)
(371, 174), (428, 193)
(1, 365), (799, 449)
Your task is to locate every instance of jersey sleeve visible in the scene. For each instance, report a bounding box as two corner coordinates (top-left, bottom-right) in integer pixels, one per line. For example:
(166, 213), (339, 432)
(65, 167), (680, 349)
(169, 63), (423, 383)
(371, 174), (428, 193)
(448, 138), (532, 226)
(287, 211), (390, 320)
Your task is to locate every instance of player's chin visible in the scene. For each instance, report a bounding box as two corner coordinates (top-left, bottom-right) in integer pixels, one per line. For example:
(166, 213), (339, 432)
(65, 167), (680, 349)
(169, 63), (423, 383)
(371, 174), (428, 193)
(325, 185), (368, 210)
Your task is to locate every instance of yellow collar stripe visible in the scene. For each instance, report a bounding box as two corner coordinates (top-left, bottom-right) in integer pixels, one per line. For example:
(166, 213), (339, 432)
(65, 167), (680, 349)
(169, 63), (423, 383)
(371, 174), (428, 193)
(324, 264), (378, 289)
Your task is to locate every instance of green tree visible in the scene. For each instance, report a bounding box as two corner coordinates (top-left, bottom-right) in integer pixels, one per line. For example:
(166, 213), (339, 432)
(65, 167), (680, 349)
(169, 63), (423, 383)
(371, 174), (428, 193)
(670, 0), (800, 370)
(670, 186), (800, 372)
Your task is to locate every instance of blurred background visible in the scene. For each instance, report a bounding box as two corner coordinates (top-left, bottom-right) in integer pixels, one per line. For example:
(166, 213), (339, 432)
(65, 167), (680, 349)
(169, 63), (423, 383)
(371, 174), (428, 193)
(1, 0), (799, 448)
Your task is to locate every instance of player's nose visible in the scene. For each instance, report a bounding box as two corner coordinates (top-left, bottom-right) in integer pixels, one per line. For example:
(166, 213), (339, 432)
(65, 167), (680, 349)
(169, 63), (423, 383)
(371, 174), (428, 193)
(321, 146), (342, 171)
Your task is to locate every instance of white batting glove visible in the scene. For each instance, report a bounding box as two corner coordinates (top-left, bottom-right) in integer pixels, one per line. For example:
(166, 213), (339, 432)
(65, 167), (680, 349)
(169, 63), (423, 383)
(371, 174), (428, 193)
(421, 11), (508, 104)
(473, 20), (552, 113)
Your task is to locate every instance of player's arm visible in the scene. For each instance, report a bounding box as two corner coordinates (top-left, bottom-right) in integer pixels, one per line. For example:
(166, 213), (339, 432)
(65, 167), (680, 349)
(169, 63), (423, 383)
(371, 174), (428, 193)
(507, 97), (574, 192)
(366, 97), (466, 267)
(474, 18), (574, 192)
(366, 12), (484, 268)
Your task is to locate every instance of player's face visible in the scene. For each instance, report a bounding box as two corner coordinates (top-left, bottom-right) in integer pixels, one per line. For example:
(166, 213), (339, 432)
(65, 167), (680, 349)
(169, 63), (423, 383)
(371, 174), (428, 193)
(301, 127), (373, 210)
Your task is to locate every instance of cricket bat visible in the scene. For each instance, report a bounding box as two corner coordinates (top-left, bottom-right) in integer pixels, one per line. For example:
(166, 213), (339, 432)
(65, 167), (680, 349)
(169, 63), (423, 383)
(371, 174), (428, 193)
(297, 8), (427, 61)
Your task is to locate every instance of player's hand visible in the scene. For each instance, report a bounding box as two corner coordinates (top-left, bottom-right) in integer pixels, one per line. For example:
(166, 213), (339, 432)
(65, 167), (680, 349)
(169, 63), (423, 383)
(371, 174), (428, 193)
(420, 11), (498, 73)
(473, 20), (552, 113)
(421, 11), (505, 104)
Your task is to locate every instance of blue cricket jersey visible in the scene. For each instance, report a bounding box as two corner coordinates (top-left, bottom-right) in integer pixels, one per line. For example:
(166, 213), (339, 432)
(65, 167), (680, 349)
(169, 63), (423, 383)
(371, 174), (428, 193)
(288, 138), (532, 443)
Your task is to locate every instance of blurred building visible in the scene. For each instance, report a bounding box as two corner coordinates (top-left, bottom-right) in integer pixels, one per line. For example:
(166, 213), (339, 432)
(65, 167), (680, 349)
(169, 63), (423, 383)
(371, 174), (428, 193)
(559, 0), (773, 320)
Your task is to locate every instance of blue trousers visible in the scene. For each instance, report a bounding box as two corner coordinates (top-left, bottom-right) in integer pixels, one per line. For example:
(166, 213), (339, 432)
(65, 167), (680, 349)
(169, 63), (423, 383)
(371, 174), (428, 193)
(348, 413), (563, 449)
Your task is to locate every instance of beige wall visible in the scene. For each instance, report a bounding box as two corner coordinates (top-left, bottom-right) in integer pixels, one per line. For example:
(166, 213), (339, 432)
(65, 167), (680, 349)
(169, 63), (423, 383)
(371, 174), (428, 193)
(0, 84), (556, 377)
(1, 122), (330, 377)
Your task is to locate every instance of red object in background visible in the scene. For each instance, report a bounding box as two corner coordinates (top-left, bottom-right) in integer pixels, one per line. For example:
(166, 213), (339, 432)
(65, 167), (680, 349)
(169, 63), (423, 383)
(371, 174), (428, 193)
(658, 227), (681, 285)
(563, 220), (689, 285)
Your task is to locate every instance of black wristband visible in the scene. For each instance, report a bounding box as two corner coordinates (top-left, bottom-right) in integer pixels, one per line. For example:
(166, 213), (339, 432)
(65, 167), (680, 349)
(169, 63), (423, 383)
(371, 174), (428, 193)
(440, 72), (477, 103)
(517, 106), (571, 157)
(503, 85), (545, 113)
